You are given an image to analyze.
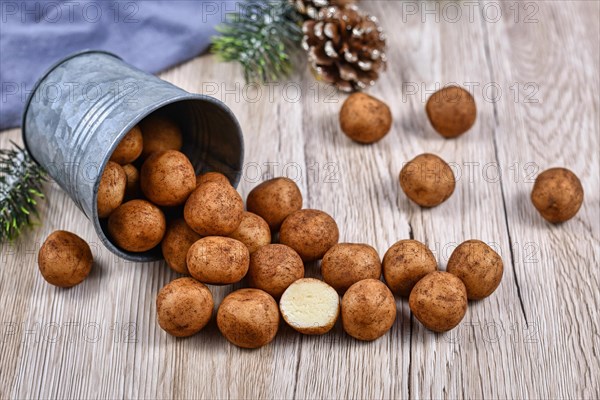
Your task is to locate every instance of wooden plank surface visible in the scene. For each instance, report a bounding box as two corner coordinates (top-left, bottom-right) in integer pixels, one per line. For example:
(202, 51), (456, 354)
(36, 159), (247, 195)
(1, 1), (598, 398)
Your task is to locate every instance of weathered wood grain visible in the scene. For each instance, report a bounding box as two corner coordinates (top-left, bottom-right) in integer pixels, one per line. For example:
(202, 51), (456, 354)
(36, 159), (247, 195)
(1, 1), (598, 399)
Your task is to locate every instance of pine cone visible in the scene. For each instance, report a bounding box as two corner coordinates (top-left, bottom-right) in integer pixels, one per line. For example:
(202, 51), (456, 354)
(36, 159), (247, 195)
(302, 5), (387, 92)
(291, 0), (356, 20)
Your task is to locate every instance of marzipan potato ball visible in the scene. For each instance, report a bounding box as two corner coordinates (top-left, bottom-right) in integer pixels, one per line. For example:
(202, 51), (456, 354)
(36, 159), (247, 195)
(156, 277), (213, 337)
(97, 161), (127, 218)
(184, 181), (244, 236)
(447, 240), (503, 300)
(279, 209), (339, 262)
(217, 288), (279, 349)
(383, 239), (437, 297)
(38, 230), (93, 288)
(196, 171), (230, 187)
(161, 219), (201, 275)
(339, 92), (393, 144)
(279, 278), (339, 335)
(109, 125), (143, 164)
(139, 114), (183, 158)
(321, 243), (381, 292)
(409, 271), (467, 332)
(140, 150), (196, 206)
(341, 279), (397, 341)
(187, 236), (250, 285)
(426, 86), (476, 138)
(531, 167), (584, 223)
(228, 212), (272, 254)
(122, 164), (140, 199)
(248, 244), (304, 298)
(399, 153), (455, 207)
(246, 177), (303, 231)
(107, 199), (166, 252)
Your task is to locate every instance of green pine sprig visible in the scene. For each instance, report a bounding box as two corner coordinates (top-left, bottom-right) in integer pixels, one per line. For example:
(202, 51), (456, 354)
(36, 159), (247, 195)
(0, 142), (47, 242)
(211, 0), (304, 83)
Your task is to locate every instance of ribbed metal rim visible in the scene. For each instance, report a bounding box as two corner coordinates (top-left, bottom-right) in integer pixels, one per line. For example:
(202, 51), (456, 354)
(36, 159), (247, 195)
(21, 50), (122, 164)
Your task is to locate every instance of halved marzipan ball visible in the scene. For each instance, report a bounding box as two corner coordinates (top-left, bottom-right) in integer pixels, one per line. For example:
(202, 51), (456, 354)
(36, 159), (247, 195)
(426, 86), (476, 138)
(38, 230), (93, 288)
(341, 279), (396, 341)
(279, 209), (339, 262)
(531, 167), (584, 223)
(246, 177), (303, 231)
(399, 153), (455, 207)
(156, 277), (213, 337)
(184, 181), (244, 236)
(279, 278), (339, 335)
(140, 150), (196, 206)
(139, 114), (183, 158)
(110, 125), (143, 164)
(446, 240), (503, 300)
(187, 236), (249, 285)
(248, 244), (304, 298)
(339, 92), (392, 144)
(321, 243), (381, 292)
(97, 161), (127, 218)
(161, 219), (201, 275)
(196, 171), (230, 187)
(383, 239), (437, 297)
(409, 271), (467, 332)
(122, 164), (140, 199)
(217, 288), (279, 349)
(107, 200), (166, 252)
(228, 212), (271, 254)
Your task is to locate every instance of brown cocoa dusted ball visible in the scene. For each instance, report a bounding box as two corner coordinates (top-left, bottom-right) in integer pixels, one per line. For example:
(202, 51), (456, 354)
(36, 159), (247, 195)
(139, 114), (183, 158)
(161, 219), (201, 275)
(187, 236), (250, 285)
(409, 271), (467, 332)
(196, 171), (230, 187)
(426, 86), (476, 138)
(447, 240), (503, 300)
(279, 209), (339, 262)
(246, 177), (303, 231)
(140, 150), (196, 206)
(399, 153), (455, 207)
(107, 200), (166, 252)
(341, 279), (397, 341)
(122, 164), (140, 200)
(248, 244), (305, 298)
(339, 92), (393, 144)
(217, 288), (279, 349)
(38, 231), (93, 288)
(156, 277), (214, 337)
(321, 243), (381, 292)
(184, 181), (244, 236)
(228, 212), (271, 254)
(531, 167), (584, 223)
(97, 161), (127, 218)
(383, 239), (437, 297)
(110, 125), (143, 164)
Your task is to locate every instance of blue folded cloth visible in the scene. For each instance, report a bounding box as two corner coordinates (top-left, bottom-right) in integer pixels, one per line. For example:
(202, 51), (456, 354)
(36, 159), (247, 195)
(0, 0), (234, 130)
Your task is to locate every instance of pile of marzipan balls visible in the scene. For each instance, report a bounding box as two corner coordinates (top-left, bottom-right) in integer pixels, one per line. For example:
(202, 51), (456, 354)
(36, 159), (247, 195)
(340, 87), (585, 218)
(158, 176), (505, 345)
(37, 86), (585, 348)
(38, 149), (504, 348)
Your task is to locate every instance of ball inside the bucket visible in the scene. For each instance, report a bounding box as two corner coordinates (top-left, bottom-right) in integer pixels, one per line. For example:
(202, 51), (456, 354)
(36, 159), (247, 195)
(140, 150), (196, 207)
(97, 161), (127, 218)
(107, 199), (166, 252)
(139, 114), (183, 158)
(109, 125), (143, 165)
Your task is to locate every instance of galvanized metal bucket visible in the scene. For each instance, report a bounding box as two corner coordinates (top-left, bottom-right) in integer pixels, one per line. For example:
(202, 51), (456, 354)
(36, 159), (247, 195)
(22, 50), (244, 262)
